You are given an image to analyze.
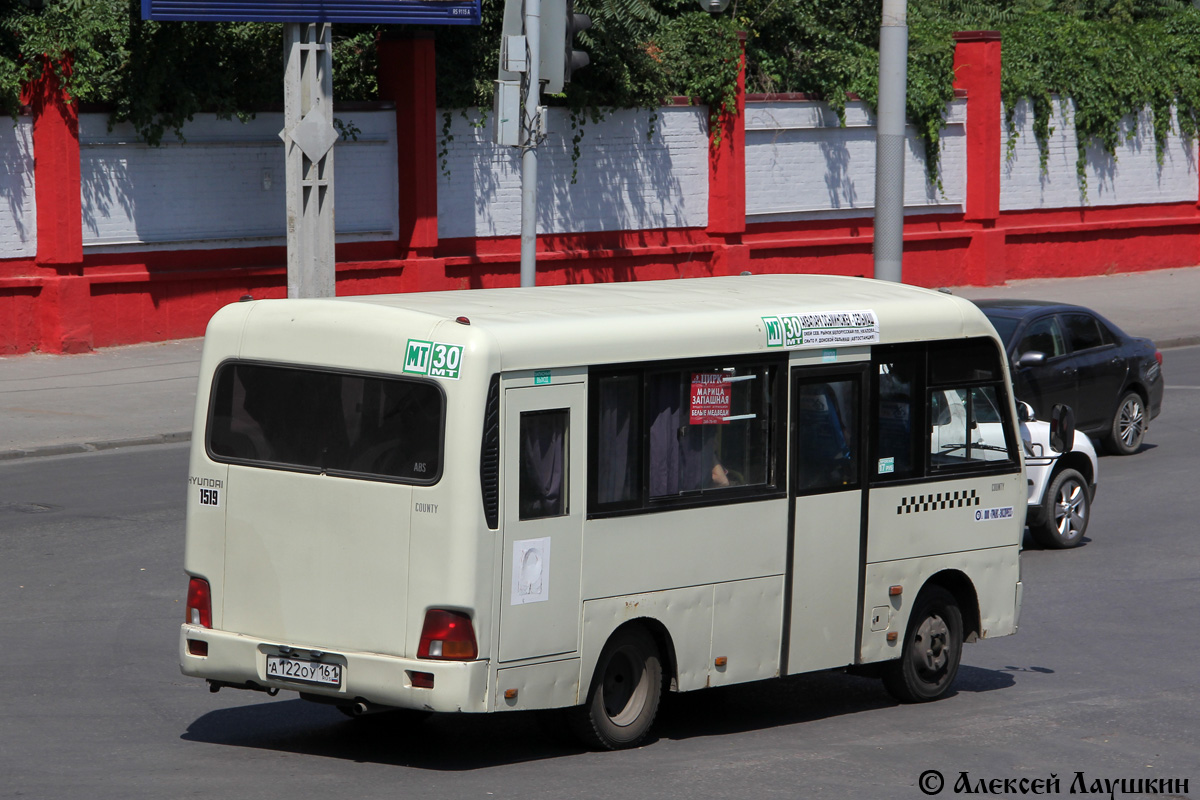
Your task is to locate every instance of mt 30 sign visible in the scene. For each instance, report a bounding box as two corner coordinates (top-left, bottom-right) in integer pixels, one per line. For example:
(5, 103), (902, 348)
(403, 339), (464, 380)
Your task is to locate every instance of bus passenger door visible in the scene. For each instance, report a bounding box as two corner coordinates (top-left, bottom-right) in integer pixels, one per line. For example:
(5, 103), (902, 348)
(499, 382), (586, 663)
(785, 366), (867, 675)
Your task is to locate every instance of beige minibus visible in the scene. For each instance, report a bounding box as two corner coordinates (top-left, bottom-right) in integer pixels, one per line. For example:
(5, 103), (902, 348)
(180, 274), (1024, 749)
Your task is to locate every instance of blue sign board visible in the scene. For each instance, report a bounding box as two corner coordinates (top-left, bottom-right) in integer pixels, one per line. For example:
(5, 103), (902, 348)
(142, 0), (481, 25)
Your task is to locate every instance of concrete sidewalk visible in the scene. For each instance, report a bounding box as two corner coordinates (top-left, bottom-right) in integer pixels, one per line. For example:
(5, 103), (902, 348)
(2, 266), (1198, 459)
(0, 338), (202, 459)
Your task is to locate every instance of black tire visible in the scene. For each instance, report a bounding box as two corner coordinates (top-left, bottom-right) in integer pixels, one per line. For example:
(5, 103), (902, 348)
(1105, 390), (1146, 455)
(569, 626), (662, 750)
(1032, 467), (1090, 549)
(882, 586), (963, 703)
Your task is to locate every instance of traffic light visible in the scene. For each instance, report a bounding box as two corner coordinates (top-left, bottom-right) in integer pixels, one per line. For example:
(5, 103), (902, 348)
(540, 0), (591, 95)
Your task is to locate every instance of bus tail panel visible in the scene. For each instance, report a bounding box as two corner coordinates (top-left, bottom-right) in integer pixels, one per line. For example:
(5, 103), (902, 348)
(220, 466), (413, 657)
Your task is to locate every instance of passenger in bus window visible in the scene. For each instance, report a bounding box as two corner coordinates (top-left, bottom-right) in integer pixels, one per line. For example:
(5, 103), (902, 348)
(710, 458), (743, 487)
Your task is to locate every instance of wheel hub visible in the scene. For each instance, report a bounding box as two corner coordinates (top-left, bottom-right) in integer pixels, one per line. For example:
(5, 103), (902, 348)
(602, 648), (648, 727)
(1055, 482), (1085, 535)
(1119, 398), (1145, 447)
(915, 615), (950, 673)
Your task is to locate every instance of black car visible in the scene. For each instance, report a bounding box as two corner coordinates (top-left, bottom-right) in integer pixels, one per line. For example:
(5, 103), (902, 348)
(973, 299), (1164, 455)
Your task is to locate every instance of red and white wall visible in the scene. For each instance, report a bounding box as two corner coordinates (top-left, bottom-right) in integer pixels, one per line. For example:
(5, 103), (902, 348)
(1, 32), (1197, 354)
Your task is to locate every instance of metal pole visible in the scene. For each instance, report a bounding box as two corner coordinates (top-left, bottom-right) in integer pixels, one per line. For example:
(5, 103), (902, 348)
(873, 0), (907, 283)
(519, 0), (541, 287)
(282, 23), (337, 298)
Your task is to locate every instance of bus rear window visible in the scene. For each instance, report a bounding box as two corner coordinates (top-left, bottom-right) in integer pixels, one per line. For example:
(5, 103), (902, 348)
(207, 362), (444, 483)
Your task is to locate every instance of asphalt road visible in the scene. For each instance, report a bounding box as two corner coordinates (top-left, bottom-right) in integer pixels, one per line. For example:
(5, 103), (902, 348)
(3, 348), (1199, 799)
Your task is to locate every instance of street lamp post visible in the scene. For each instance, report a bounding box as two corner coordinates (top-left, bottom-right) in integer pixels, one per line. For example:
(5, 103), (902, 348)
(873, 0), (908, 283)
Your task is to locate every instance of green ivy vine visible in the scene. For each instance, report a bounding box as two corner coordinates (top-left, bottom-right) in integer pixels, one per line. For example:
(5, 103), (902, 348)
(994, 1), (1200, 196)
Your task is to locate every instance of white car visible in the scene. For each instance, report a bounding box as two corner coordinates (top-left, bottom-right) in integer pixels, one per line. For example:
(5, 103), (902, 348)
(930, 390), (1097, 549)
(1018, 402), (1098, 549)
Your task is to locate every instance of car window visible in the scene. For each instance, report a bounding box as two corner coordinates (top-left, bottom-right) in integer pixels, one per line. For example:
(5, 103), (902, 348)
(1093, 316), (1118, 345)
(1062, 313), (1105, 352)
(1017, 316), (1065, 359)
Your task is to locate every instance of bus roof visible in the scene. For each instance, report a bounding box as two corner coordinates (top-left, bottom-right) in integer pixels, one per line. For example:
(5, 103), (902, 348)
(222, 275), (999, 373)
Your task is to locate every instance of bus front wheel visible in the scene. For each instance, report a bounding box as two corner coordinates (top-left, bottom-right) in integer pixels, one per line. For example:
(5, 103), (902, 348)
(882, 586), (963, 703)
(570, 626), (662, 750)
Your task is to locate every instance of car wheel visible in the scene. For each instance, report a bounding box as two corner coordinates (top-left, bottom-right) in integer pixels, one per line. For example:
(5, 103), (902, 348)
(882, 586), (963, 704)
(1032, 468), (1090, 549)
(569, 626), (662, 750)
(1106, 390), (1146, 455)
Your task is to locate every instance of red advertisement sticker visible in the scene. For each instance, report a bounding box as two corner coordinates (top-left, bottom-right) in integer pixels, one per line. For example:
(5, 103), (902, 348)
(690, 373), (731, 425)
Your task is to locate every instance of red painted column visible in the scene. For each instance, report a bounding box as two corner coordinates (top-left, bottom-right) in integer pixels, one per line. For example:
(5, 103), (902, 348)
(706, 32), (748, 274)
(24, 57), (91, 353)
(377, 33), (439, 258)
(953, 31), (1005, 286)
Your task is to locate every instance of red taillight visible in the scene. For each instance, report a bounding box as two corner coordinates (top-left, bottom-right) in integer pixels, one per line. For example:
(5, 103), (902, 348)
(417, 609), (477, 660)
(186, 577), (212, 629)
(1155, 350), (1163, 366)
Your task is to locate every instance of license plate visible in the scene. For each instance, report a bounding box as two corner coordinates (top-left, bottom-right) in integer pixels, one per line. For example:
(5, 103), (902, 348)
(265, 655), (342, 687)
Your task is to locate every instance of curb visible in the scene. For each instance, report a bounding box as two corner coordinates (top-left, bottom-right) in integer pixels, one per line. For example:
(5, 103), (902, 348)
(1158, 336), (1200, 350)
(0, 432), (191, 462)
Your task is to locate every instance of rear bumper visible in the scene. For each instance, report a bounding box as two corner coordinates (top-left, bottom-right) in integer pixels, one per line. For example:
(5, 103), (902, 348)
(180, 625), (490, 713)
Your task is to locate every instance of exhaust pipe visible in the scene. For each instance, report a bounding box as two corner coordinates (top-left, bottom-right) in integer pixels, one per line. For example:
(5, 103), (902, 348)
(347, 700), (392, 716)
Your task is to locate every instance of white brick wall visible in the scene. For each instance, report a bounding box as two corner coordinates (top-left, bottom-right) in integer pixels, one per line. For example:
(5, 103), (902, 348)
(78, 111), (398, 252)
(1000, 97), (1199, 211)
(745, 99), (966, 222)
(14, 96), (1195, 258)
(436, 106), (710, 239)
(0, 118), (36, 259)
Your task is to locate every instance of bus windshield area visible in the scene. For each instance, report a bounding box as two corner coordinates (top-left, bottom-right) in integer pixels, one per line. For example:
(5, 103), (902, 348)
(207, 362), (444, 483)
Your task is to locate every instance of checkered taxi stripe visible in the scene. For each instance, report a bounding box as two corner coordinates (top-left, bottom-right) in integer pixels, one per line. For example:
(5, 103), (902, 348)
(897, 489), (980, 515)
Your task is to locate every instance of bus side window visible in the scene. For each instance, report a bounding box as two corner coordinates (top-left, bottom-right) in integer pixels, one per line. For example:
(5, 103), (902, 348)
(795, 379), (859, 494)
(875, 359), (917, 479)
(594, 375), (640, 506)
(588, 358), (784, 514)
(927, 338), (1016, 471)
(648, 366), (773, 497)
(519, 409), (569, 520)
(647, 373), (705, 496)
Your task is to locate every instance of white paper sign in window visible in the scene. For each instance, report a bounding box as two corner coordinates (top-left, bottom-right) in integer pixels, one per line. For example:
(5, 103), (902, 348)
(511, 537), (551, 605)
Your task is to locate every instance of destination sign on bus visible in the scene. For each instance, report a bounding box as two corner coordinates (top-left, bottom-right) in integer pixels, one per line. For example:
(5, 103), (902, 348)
(762, 310), (879, 349)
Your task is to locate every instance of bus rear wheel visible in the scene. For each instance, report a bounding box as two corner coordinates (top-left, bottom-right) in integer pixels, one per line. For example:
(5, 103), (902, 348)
(882, 586), (963, 703)
(570, 626), (662, 750)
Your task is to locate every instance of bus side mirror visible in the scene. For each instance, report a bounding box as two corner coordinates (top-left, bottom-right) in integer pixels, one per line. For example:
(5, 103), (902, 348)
(1050, 404), (1075, 454)
(1016, 401), (1035, 423)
